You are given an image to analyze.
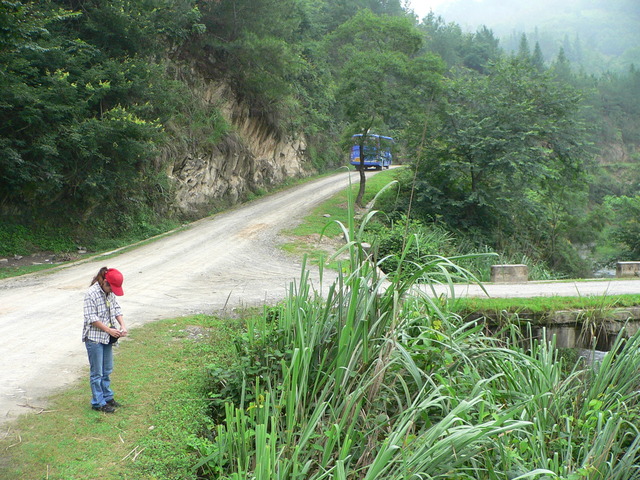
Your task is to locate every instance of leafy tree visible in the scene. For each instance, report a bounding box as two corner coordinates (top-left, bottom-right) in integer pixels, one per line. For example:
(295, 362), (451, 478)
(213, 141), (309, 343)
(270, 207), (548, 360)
(605, 195), (640, 258)
(0, 0), (201, 228)
(196, 0), (314, 136)
(419, 15), (501, 73)
(596, 67), (640, 146)
(419, 12), (464, 67)
(319, 0), (406, 31)
(406, 58), (590, 270)
(517, 33), (530, 61)
(328, 9), (442, 205)
(460, 25), (501, 73)
(0, 1), (78, 212)
(550, 47), (574, 83)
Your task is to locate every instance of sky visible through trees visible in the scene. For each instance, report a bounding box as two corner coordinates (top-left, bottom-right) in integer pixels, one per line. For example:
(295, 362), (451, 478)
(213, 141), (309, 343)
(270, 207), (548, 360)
(409, 0), (456, 18)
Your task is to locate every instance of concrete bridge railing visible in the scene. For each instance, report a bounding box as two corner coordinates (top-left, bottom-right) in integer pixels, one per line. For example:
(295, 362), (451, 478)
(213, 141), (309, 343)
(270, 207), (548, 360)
(617, 261), (640, 278)
(492, 261), (640, 281)
(468, 306), (640, 351)
(490, 264), (528, 283)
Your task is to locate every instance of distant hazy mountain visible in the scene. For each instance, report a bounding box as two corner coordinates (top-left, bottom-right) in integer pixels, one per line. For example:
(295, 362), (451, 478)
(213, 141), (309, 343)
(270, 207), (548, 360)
(434, 0), (640, 72)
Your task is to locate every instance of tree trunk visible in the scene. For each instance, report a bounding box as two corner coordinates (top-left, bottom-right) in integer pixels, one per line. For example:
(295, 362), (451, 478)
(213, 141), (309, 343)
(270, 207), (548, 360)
(356, 165), (366, 207)
(356, 136), (367, 207)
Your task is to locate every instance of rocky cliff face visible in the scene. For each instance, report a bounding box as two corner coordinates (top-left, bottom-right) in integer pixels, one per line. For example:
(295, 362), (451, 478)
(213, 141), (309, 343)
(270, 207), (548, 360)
(167, 82), (309, 216)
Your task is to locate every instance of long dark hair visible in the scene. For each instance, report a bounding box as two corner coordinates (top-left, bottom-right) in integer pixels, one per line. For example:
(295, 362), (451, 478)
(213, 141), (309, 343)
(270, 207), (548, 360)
(90, 267), (109, 286)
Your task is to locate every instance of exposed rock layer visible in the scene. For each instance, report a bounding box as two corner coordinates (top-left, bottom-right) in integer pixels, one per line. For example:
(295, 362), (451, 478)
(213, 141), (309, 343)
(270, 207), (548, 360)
(166, 81), (309, 216)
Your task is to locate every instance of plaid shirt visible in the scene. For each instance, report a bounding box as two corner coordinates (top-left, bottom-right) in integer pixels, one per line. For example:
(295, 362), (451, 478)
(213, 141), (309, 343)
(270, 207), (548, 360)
(82, 282), (123, 344)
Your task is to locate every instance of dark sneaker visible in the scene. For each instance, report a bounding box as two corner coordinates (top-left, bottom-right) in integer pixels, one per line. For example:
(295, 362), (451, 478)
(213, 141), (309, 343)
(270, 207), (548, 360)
(92, 404), (116, 413)
(106, 399), (122, 408)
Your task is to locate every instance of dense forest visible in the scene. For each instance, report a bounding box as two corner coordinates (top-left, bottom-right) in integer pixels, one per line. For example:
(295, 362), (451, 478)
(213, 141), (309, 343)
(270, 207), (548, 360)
(436, 0), (640, 73)
(1, 0), (639, 277)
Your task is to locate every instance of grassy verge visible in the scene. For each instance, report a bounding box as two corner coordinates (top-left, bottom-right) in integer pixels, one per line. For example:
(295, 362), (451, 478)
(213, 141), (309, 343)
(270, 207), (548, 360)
(451, 293), (640, 315)
(281, 168), (402, 267)
(0, 314), (243, 480)
(0, 263), (60, 280)
(0, 226), (191, 281)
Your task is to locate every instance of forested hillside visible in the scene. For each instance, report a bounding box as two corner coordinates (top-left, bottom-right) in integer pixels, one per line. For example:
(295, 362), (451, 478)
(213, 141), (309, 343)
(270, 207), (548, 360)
(434, 0), (640, 73)
(1, 0), (639, 277)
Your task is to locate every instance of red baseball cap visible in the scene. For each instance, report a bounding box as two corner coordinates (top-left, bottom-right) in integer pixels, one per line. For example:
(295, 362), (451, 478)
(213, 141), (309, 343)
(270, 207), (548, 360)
(105, 268), (124, 296)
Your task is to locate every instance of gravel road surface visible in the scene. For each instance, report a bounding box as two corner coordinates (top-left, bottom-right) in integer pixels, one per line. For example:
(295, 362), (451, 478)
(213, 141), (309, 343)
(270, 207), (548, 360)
(1, 170), (639, 427)
(0, 171), (357, 426)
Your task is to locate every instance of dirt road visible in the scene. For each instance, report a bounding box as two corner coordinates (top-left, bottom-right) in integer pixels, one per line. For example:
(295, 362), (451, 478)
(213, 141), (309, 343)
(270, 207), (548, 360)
(0, 171), (360, 426)
(1, 170), (639, 426)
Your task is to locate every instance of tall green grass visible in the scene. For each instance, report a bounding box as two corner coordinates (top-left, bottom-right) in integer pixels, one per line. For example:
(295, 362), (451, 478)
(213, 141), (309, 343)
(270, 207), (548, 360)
(195, 184), (640, 479)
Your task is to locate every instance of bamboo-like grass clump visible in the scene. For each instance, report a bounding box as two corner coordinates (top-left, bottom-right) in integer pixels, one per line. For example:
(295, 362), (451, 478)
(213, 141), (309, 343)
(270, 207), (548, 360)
(195, 185), (640, 479)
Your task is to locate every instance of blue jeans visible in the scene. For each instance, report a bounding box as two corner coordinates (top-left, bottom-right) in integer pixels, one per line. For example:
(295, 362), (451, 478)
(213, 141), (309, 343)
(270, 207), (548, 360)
(85, 341), (114, 407)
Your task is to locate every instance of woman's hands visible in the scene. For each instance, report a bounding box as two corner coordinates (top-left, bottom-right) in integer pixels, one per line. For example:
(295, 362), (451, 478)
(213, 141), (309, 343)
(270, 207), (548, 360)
(109, 327), (127, 338)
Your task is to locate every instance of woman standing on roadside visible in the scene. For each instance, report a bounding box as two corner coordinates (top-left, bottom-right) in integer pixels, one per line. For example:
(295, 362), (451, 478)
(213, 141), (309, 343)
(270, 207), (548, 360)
(82, 267), (127, 413)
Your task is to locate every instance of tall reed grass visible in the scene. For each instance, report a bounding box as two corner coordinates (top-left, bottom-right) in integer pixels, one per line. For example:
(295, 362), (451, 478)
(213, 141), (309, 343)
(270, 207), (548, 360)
(195, 185), (640, 479)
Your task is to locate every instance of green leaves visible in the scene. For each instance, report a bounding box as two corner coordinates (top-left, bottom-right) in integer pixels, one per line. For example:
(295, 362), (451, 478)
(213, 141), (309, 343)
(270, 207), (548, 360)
(0, 0), (200, 226)
(328, 9), (422, 61)
(329, 9), (440, 133)
(603, 195), (640, 257)
(409, 58), (589, 267)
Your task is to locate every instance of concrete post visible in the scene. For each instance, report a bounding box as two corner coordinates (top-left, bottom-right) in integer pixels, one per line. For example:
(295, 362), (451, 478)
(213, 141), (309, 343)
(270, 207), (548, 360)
(490, 264), (528, 283)
(616, 261), (640, 278)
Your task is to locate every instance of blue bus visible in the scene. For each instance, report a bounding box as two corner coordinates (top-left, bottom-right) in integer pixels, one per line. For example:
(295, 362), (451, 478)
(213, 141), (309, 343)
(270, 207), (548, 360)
(350, 134), (394, 170)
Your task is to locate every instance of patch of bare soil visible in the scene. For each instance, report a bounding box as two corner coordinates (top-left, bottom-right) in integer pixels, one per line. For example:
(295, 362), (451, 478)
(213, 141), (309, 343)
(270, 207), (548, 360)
(0, 252), (83, 270)
(286, 232), (351, 263)
(183, 325), (209, 341)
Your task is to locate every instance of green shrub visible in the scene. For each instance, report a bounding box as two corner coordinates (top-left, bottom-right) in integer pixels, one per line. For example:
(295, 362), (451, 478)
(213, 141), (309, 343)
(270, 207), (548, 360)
(605, 195), (640, 258)
(364, 214), (456, 279)
(0, 222), (76, 256)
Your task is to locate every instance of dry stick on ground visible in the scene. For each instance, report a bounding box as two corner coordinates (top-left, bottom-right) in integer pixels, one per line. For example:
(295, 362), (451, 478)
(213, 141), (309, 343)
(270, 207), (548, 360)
(17, 402), (56, 414)
(132, 447), (146, 462)
(7, 433), (22, 449)
(121, 446), (141, 462)
(121, 445), (146, 463)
